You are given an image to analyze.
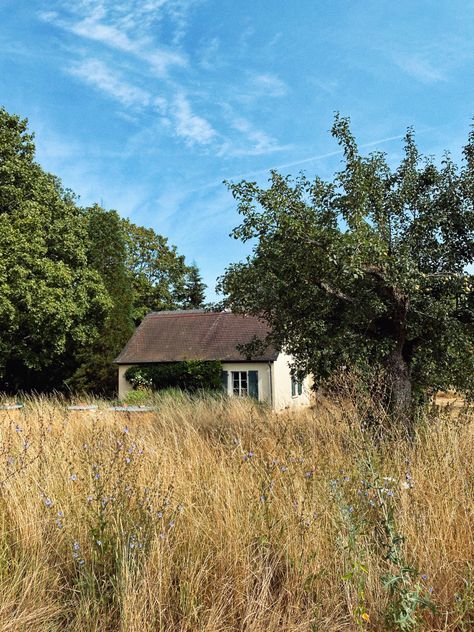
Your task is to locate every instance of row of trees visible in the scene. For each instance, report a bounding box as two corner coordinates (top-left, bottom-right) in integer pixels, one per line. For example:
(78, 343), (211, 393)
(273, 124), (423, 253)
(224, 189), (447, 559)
(0, 107), (206, 394)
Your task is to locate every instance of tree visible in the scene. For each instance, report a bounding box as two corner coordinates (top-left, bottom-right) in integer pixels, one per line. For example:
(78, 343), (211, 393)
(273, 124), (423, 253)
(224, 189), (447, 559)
(122, 220), (190, 322)
(0, 108), (110, 391)
(67, 205), (135, 395)
(182, 264), (207, 309)
(218, 115), (474, 430)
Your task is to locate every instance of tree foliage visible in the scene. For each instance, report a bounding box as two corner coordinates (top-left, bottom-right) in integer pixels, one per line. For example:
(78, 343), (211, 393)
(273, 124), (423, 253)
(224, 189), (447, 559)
(219, 115), (474, 424)
(67, 205), (135, 394)
(125, 361), (222, 392)
(182, 264), (207, 309)
(0, 108), (110, 391)
(0, 106), (205, 394)
(123, 220), (191, 322)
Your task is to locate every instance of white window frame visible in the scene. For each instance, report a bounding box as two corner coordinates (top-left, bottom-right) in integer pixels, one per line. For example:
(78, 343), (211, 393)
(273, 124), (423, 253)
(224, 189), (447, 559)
(232, 371), (248, 397)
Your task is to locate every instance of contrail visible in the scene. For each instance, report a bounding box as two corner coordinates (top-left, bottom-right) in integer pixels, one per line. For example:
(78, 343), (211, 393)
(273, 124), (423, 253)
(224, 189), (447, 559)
(190, 132), (409, 194)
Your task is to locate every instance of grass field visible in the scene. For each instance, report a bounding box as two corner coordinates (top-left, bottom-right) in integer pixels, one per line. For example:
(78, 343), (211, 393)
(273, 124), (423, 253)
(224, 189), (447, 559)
(0, 392), (472, 631)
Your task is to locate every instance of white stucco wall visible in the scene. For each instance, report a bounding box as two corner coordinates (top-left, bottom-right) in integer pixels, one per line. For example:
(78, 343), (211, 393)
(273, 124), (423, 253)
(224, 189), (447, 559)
(271, 352), (312, 411)
(118, 365), (134, 399)
(221, 362), (272, 404)
(118, 357), (312, 411)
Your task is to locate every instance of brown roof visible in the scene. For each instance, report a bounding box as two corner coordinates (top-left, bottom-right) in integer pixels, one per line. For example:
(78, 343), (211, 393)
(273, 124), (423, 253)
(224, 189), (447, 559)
(115, 311), (278, 364)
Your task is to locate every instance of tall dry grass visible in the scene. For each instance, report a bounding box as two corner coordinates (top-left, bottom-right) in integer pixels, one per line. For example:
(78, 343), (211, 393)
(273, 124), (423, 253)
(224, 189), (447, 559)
(0, 392), (472, 631)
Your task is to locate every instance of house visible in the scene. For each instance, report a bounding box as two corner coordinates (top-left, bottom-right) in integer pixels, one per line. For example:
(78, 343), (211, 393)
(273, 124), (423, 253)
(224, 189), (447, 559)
(115, 310), (312, 410)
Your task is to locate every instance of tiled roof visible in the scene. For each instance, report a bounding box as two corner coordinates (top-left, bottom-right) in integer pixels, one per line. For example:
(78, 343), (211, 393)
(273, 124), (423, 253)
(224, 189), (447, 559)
(115, 311), (278, 364)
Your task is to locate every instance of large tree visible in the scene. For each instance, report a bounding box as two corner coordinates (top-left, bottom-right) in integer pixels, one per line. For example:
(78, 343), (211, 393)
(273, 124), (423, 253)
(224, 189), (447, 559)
(182, 263), (207, 309)
(67, 205), (135, 394)
(0, 108), (110, 391)
(122, 220), (191, 322)
(218, 115), (474, 428)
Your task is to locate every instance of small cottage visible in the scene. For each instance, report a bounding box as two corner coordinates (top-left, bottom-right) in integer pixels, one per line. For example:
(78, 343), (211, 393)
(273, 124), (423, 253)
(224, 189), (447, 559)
(115, 310), (312, 410)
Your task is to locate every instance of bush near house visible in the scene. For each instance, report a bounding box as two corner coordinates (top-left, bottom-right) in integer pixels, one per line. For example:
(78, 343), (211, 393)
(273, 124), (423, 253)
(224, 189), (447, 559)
(125, 360), (222, 392)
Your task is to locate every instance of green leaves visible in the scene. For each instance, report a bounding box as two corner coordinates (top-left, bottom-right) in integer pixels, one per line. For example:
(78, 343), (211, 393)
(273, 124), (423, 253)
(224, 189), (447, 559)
(220, 114), (474, 419)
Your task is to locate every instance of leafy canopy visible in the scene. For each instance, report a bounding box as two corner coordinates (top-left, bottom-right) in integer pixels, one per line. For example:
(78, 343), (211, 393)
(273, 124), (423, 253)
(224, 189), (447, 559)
(219, 115), (474, 403)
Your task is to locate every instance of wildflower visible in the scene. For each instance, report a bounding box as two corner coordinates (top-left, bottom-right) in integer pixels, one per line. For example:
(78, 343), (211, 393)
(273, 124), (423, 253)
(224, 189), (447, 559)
(7, 456), (15, 465)
(96, 540), (102, 547)
(23, 441), (29, 450)
(280, 466), (288, 472)
(157, 511), (163, 519)
(55, 519), (63, 529)
(383, 476), (396, 483)
(123, 426), (129, 434)
(57, 511), (64, 518)
(87, 495), (94, 503)
(94, 472), (100, 480)
(125, 457), (131, 464)
(421, 574), (428, 580)
(43, 497), (53, 509)
(70, 473), (77, 481)
(169, 520), (175, 528)
(15, 424), (22, 433)
(305, 470), (314, 479)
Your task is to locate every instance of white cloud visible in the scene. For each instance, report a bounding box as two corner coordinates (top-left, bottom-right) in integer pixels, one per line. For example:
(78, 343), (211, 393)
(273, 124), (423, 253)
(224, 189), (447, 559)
(39, 3), (188, 76)
(251, 73), (288, 97)
(394, 55), (446, 83)
(69, 58), (151, 107)
(173, 94), (217, 145)
(222, 116), (291, 157)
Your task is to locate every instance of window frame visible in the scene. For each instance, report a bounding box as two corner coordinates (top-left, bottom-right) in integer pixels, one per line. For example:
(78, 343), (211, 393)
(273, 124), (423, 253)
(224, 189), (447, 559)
(232, 370), (248, 397)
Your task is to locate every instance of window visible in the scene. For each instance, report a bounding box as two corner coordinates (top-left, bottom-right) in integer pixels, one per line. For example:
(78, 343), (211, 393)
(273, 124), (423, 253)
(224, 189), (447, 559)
(231, 370), (259, 399)
(291, 376), (303, 397)
(233, 371), (248, 396)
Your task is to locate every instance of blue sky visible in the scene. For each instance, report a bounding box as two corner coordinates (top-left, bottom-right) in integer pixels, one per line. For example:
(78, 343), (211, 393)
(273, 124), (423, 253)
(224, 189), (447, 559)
(1, 0), (474, 299)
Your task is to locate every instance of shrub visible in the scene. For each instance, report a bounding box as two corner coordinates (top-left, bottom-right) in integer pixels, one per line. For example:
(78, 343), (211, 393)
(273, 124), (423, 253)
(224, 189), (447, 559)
(125, 361), (222, 393)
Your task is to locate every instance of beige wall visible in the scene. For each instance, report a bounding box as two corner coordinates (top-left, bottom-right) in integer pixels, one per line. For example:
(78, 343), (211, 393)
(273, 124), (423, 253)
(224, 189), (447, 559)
(222, 357), (311, 411)
(118, 365), (134, 399)
(118, 358), (312, 411)
(271, 352), (312, 411)
(221, 362), (272, 405)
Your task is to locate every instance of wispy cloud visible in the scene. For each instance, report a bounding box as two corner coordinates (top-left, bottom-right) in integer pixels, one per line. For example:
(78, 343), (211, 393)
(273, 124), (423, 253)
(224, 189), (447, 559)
(39, 4), (188, 76)
(69, 58), (151, 108)
(38, 1), (291, 156)
(251, 73), (288, 97)
(395, 54), (446, 83)
(173, 94), (217, 145)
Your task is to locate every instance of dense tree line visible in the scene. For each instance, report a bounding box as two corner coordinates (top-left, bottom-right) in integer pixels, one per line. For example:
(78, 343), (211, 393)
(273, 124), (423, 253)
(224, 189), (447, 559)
(0, 107), (206, 395)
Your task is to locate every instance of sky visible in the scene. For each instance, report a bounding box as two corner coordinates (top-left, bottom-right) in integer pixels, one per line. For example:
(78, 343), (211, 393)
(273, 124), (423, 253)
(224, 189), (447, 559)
(1, 0), (474, 299)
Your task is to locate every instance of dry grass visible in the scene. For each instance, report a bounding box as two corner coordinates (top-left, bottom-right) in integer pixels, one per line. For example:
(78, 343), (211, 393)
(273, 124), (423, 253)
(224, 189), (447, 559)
(0, 392), (472, 631)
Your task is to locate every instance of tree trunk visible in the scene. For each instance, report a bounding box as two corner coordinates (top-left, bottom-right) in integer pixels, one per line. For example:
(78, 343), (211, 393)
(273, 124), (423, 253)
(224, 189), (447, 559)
(384, 344), (413, 436)
(381, 289), (414, 436)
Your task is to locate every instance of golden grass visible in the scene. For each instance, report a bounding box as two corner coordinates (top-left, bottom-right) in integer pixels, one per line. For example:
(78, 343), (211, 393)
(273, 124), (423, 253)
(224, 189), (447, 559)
(0, 393), (472, 631)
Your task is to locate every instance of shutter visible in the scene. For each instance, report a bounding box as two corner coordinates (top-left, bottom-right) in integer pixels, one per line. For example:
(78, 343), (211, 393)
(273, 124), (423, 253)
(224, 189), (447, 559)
(221, 370), (229, 394)
(298, 381), (303, 396)
(248, 371), (259, 399)
(291, 377), (296, 397)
